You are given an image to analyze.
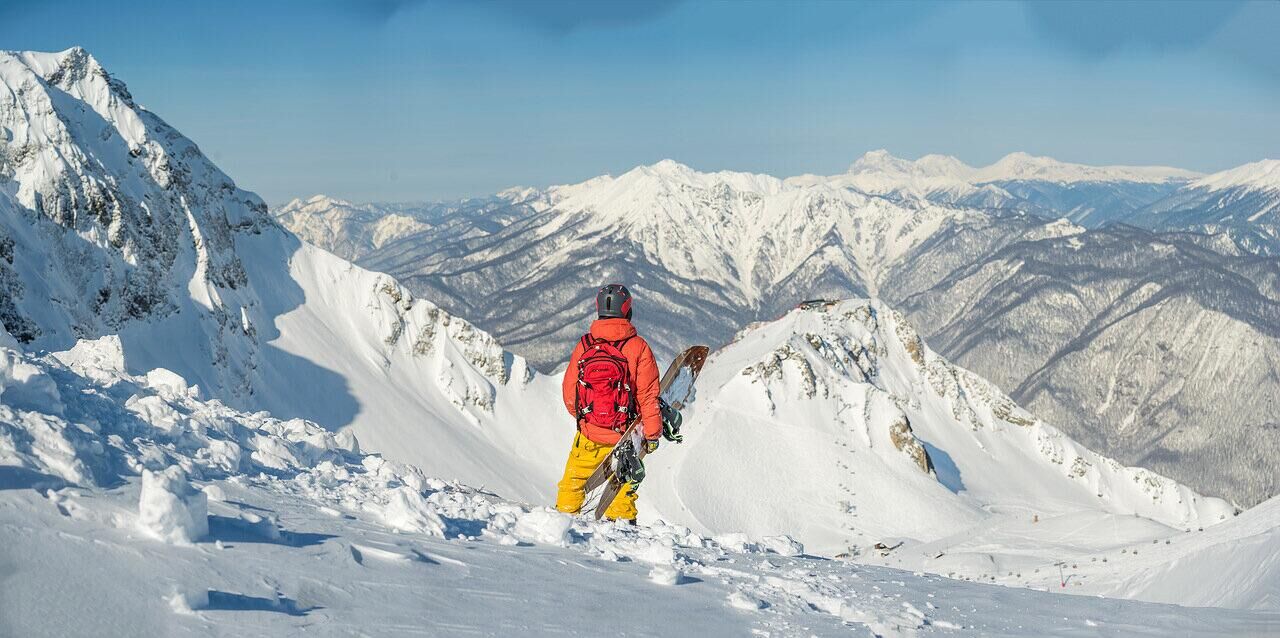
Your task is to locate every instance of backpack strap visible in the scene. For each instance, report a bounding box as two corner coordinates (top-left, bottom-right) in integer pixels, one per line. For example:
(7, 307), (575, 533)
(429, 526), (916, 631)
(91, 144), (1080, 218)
(612, 335), (637, 431)
(614, 335), (634, 392)
(574, 334), (591, 426)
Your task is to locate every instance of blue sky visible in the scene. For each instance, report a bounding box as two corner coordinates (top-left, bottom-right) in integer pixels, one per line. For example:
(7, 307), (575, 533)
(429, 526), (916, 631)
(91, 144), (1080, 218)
(2, 0), (1276, 203)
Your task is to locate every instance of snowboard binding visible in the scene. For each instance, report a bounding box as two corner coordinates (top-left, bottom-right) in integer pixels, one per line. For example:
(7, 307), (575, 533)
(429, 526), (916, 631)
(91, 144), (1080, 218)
(659, 397), (683, 443)
(614, 439), (646, 492)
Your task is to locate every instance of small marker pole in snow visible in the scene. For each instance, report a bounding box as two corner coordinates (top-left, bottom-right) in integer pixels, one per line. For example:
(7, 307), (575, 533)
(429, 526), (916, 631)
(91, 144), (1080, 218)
(1055, 561), (1066, 588)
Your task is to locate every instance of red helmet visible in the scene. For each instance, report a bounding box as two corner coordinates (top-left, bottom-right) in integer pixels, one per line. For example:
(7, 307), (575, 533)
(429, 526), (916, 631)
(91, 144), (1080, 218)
(596, 284), (633, 319)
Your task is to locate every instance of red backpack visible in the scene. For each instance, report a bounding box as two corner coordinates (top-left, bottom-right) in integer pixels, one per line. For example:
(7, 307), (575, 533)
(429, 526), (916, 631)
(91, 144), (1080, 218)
(574, 335), (636, 432)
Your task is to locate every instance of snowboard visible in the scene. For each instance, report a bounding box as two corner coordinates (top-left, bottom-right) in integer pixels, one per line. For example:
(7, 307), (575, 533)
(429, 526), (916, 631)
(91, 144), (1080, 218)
(584, 345), (709, 520)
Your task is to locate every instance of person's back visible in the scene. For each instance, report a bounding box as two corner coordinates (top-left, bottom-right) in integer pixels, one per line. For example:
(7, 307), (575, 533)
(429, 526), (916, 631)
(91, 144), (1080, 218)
(555, 284), (661, 522)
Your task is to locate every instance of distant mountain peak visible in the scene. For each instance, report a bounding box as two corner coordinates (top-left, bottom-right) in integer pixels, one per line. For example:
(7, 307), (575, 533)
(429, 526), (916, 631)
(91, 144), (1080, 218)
(847, 150), (976, 181)
(843, 150), (1198, 185)
(309, 194), (356, 207)
(1191, 158), (1280, 192)
(849, 149), (916, 173)
(648, 157), (692, 172)
(975, 152), (1199, 184)
(621, 158), (700, 182)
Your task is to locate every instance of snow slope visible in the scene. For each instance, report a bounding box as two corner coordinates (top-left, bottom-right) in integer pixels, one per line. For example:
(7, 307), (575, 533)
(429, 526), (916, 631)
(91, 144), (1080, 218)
(280, 160), (1279, 508)
(1133, 159), (1280, 256)
(891, 225), (1280, 507)
(3, 44), (1265, 521)
(3, 326), (1277, 636)
(0, 47), (567, 503)
(1190, 159), (1280, 192)
(1091, 494), (1280, 609)
(3, 48), (1277, 630)
(642, 301), (1234, 557)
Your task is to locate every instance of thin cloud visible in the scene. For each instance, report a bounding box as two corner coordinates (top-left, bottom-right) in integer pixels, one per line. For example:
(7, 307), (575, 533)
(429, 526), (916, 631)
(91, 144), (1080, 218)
(1023, 0), (1246, 57)
(336, 0), (427, 24)
(486, 0), (683, 36)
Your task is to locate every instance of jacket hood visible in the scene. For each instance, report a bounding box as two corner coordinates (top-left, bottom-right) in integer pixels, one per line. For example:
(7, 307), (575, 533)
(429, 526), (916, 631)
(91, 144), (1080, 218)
(589, 318), (638, 342)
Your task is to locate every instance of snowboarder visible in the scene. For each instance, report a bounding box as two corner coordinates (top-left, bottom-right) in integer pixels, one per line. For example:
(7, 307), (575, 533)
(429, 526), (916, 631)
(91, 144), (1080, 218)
(555, 284), (662, 523)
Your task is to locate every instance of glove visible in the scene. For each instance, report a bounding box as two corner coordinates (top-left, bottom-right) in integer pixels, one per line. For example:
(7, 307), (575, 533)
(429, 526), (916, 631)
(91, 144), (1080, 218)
(645, 439), (660, 454)
(659, 398), (683, 443)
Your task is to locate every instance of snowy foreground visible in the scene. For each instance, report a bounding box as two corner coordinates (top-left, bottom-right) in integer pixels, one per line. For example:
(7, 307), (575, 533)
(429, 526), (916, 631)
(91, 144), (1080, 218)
(3, 331), (1279, 637)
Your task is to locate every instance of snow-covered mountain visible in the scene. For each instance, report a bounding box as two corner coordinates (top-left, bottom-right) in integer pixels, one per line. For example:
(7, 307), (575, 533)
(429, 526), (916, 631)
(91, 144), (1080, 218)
(826, 150), (1197, 225)
(272, 195), (431, 262)
(3, 48), (1278, 633)
(271, 151), (1212, 278)
(275, 152), (1206, 372)
(0, 48), (565, 501)
(275, 156), (1279, 506)
(643, 300), (1233, 556)
(1129, 159), (1280, 256)
(889, 224), (1280, 508)
(273, 151), (1206, 272)
(0, 47), (1243, 535)
(352, 159), (1050, 368)
(272, 192), (540, 263)
(970, 151), (1198, 184)
(5, 323), (1275, 635)
(799, 150), (1028, 211)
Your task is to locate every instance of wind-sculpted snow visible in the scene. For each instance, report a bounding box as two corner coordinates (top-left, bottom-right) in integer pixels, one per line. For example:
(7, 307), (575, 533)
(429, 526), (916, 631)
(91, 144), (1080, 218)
(892, 226), (1280, 507)
(3, 325), (1278, 635)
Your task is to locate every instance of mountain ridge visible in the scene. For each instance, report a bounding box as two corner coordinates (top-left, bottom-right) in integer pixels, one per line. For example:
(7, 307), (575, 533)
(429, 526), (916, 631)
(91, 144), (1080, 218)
(276, 155), (1280, 507)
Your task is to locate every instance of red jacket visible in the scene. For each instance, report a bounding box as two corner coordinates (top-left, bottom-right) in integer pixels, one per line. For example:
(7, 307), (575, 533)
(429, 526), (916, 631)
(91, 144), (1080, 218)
(562, 318), (661, 445)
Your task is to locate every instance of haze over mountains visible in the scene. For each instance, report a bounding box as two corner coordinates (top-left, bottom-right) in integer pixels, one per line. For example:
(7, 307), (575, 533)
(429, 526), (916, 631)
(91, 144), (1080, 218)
(278, 151), (1280, 508)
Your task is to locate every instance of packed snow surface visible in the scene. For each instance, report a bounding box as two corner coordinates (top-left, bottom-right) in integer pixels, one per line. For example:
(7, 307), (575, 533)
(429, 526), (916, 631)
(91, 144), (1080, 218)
(3, 325), (1279, 636)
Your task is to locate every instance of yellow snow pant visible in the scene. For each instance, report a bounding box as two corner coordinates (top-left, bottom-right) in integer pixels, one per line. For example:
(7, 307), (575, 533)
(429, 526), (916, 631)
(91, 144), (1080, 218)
(555, 432), (639, 521)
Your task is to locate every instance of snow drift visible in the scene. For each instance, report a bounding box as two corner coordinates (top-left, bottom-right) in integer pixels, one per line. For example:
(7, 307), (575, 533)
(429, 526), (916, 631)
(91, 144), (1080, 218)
(1, 303), (1277, 638)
